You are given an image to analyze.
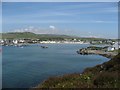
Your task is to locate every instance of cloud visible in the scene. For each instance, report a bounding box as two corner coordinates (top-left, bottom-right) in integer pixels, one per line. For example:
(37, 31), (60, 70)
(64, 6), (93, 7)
(49, 25), (55, 30)
(14, 26), (58, 34)
(14, 26), (35, 32)
(13, 26), (71, 35)
(12, 25), (117, 39)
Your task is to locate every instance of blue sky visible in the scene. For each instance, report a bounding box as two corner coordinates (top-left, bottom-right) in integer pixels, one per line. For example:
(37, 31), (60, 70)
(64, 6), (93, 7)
(2, 2), (118, 38)
(2, 0), (120, 2)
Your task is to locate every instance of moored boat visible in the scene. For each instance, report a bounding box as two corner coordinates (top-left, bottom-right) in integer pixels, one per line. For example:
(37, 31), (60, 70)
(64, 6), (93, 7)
(41, 46), (48, 48)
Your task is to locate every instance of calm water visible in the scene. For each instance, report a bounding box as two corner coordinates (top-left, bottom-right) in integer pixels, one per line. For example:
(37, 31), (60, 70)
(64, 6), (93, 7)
(2, 44), (109, 88)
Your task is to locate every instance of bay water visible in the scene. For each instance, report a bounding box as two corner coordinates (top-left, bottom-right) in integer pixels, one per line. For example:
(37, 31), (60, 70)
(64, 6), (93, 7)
(2, 44), (109, 88)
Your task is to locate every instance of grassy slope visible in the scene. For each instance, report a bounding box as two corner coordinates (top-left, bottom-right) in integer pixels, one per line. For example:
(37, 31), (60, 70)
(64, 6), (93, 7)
(1, 32), (75, 40)
(1, 32), (108, 41)
(36, 54), (120, 88)
(2, 32), (37, 39)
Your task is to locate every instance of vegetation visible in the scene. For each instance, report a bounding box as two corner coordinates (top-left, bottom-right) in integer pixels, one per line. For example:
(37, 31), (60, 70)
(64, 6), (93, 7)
(1, 32), (114, 42)
(86, 46), (108, 50)
(1, 32), (72, 40)
(35, 53), (120, 88)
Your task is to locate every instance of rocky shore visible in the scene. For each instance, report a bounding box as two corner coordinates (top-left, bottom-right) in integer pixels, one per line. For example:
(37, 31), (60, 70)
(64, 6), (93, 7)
(76, 46), (118, 58)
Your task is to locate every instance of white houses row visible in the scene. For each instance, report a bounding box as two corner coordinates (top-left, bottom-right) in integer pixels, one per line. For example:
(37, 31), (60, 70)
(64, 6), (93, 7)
(0, 39), (25, 45)
(108, 42), (120, 51)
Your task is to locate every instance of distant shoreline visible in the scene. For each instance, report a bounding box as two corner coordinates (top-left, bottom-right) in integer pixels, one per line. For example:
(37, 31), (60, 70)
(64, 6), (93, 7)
(40, 42), (89, 44)
(76, 47), (118, 59)
(1, 32), (117, 46)
(1, 42), (90, 46)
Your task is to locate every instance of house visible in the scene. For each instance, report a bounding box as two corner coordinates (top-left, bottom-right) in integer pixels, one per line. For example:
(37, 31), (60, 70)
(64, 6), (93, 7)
(13, 40), (18, 44)
(107, 46), (115, 51)
(113, 42), (119, 50)
(19, 39), (25, 43)
(4, 39), (13, 45)
(0, 39), (4, 43)
(0, 39), (4, 45)
(73, 39), (77, 41)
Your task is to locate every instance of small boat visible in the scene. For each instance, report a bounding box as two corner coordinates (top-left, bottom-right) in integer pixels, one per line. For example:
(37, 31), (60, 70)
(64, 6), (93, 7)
(20, 46), (24, 48)
(41, 46), (48, 48)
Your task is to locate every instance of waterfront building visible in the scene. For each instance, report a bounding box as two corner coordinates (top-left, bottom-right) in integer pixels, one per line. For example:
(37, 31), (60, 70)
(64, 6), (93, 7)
(107, 46), (115, 51)
(113, 42), (119, 50)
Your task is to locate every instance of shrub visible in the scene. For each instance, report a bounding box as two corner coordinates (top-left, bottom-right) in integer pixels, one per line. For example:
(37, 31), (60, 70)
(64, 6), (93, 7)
(93, 72), (119, 88)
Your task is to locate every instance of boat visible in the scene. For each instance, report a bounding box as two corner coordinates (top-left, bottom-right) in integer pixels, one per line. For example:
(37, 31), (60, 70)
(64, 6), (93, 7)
(41, 46), (48, 48)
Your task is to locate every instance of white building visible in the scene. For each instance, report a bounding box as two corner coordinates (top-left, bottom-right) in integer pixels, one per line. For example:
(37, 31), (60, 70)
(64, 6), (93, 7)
(113, 42), (119, 50)
(13, 40), (18, 44)
(0, 39), (4, 43)
(19, 39), (25, 43)
(107, 46), (115, 51)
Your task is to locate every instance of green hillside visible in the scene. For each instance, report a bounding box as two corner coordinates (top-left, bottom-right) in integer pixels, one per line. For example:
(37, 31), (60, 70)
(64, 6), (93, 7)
(2, 32), (37, 39)
(36, 53), (120, 88)
(1, 32), (74, 40)
(1, 32), (108, 41)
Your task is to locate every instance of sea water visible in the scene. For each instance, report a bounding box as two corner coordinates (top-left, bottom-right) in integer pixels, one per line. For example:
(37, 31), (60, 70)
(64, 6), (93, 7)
(2, 44), (109, 88)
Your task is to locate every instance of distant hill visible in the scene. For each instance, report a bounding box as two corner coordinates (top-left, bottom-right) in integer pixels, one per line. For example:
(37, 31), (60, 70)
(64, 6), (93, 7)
(1, 32), (75, 40)
(0, 32), (72, 39)
(1, 32), (110, 41)
(36, 53), (120, 88)
(1, 32), (37, 39)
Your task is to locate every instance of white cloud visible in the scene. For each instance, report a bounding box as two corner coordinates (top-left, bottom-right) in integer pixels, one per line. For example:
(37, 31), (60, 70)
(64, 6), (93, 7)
(49, 25), (55, 30)
(14, 26), (58, 34)
(12, 26), (116, 39)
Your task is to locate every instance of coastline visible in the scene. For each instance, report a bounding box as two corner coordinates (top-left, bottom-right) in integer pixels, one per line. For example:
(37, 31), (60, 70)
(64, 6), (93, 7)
(77, 50), (117, 59)
(76, 47), (118, 59)
(34, 53), (120, 88)
(1, 42), (90, 46)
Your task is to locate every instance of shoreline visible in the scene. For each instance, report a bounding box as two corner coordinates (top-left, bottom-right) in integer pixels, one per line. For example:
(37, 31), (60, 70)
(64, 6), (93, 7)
(1, 42), (90, 46)
(76, 47), (118, 59)
(35, 54), (119, 88)
(77, 50), (116, 59)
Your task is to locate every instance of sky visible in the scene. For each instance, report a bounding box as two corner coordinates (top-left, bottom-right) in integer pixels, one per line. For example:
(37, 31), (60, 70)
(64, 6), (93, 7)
(2, 0), (120, 2)
(2, 2), (118, 39)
